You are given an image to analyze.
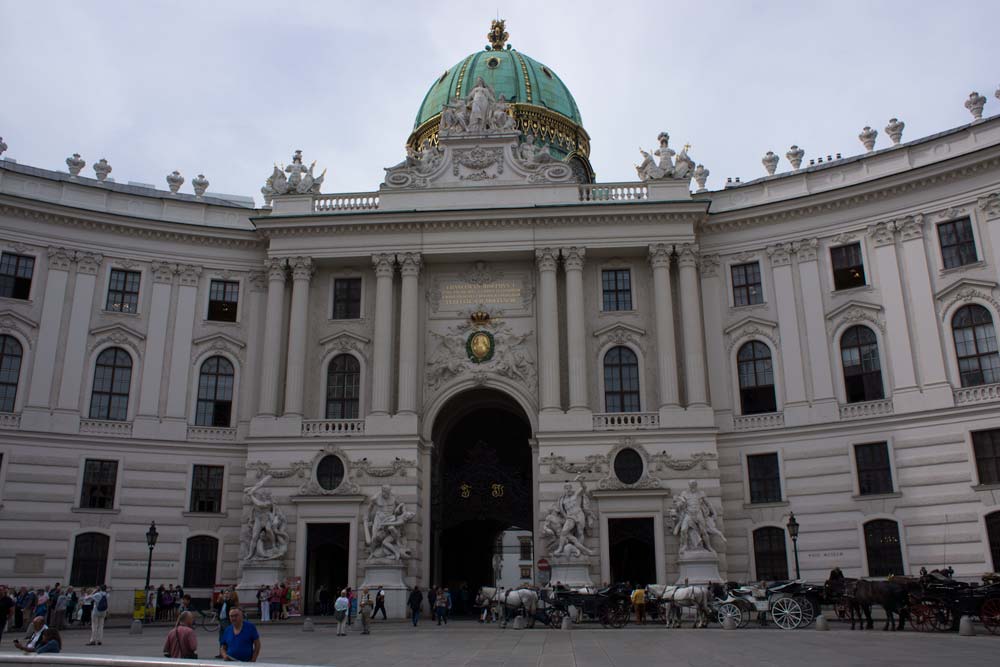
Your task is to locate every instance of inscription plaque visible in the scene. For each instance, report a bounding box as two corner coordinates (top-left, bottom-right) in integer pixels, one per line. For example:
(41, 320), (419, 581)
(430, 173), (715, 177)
(427, 263), (533, 319)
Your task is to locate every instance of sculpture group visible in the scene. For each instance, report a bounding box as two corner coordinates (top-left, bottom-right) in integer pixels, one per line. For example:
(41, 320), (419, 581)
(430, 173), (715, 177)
(636, 132), (696, 181)
(672, 480), (726, 553)
(440, 77), (518, 136)
(541, 478), (596, 559)
(364, 485), (416, 561)
(261, 150), (326, 201)
(243, 475), (290, 562)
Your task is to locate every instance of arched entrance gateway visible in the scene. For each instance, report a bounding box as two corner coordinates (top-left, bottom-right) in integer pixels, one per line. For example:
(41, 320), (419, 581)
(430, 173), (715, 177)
(430, 388), (533, 610)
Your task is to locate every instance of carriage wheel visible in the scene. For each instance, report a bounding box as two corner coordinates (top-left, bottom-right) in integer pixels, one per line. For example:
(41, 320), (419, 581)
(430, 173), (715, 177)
(929, 602), (953, 632)
(609, 602), (630, 629)
(834, 600), (850, 621)
(547, 609), (566, 629)
(980, 598), (1000, 635)
(599, 607), (612, 628)
(795, 597), (816, 627)
(909, 602), (936, 632)
(771, 597), (804, 630)
(718, 602), (743, 628)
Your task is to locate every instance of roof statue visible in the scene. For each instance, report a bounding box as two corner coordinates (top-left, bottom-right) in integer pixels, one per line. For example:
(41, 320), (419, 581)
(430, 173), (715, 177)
(637, 132), (696, 182)
(487, 18), (509, 51)
(261, 150), (326, 204)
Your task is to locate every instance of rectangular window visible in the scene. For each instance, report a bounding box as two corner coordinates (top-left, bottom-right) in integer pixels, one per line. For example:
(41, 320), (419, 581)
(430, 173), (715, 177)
(0, 252), (35, 300)
(332, 278), (362, 319)
(937, 218), (978, 269)
(601, 269), (633, 311)
(747, 453), (782, 504)
(972, 429), (1000, 486)
(731, 262), (764, 306)
(105, 269), (141, 313)
(830, 243), (867, 290)
(80, 459), (118, 510)
(855, 442), (893, 496)
(519, 566), (532, 580)
(207, 280), (239, 322)
(189, 464), (225, 513)
(519, 538), (532, 561)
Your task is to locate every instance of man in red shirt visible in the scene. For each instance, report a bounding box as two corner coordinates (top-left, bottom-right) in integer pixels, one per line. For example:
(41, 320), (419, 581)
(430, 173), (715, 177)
(163, 611), (198, 659)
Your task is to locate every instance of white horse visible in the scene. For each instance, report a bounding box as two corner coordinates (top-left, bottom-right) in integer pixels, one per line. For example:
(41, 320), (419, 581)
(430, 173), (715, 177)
(648, 584), (716, 628)
(476, 587), (539, 628)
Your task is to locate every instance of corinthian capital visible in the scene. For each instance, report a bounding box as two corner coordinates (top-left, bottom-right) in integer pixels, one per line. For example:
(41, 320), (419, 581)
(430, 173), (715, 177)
(866, 221), (895, 247)
(676, 243), (699, 268)
(561, 247), (585, 272)
(47, 246), (75, 271)
(397, 252), (422, 277)
(699, 253), (720, 277)
(535, 247), (559, 272)
(765, 242), (793, 267)
(177, 263), (203, 287)
(372, 253), (396, 278)
(75, 251), (104, 275)
(289, 256), (315, 281)
(794, 237), (819, 262)
(895, 214), (925, 241)
(265, 257), (287, 282)
(648, 243), (672, 269)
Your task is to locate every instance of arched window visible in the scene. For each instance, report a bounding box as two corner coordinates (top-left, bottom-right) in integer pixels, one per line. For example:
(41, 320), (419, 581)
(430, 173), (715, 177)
(0, 334), (23, 412)
(841, 326), (885, 403)
(183, 535), (219, 588)
(864, 519), (904, 577)
(753, 527), (788, 581)
(196, 356), (235, 427)
(326, 354), (360, 419)
(985, 512), (1000, 573)
(70, 532), (110, 587)
(952, 305), (1000, 387)
(89, 347), (132, 421)
(737, 341), (777, 414)
(603, 346), (640, 413)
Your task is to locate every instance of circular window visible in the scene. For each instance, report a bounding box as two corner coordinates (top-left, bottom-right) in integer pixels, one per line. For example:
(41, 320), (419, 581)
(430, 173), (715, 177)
(486, 56), (501, 69)
(613, 448), (643, 485)
(317, 455), (345, 491)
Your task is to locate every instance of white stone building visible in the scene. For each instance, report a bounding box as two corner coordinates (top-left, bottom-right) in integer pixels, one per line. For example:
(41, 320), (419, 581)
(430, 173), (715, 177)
(1, 22), (999, 614)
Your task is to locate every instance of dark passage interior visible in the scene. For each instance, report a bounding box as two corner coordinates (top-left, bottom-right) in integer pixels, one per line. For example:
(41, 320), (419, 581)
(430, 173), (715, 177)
(304, 523), (349, 615)
(609, 517), (656, 587)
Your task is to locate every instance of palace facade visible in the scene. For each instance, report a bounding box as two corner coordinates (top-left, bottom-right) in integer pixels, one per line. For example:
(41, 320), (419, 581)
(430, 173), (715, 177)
(2, 24), (1000, 613)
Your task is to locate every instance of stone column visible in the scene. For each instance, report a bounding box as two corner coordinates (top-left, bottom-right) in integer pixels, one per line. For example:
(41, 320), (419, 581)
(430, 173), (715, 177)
(133, 262), (174, 418)
(677, 244), (708, 407)
(649, 244), (679, 409)
(981, 193), (1000, 270)
(766, 242), (808, 417)
(283, 256), (314, 416)
(868, 222), (918, 395)
(26, 247), (74, 409)
(370, 253), (396, 416)
(561, 247), (588, 412)
(396, 253), (422, 415)
(535, 248), (562, 413)
(57, 252), (103, 411)
(795, 239), (837, 413)
(165, 264), (201, 418)
(257, 258), (287, 416)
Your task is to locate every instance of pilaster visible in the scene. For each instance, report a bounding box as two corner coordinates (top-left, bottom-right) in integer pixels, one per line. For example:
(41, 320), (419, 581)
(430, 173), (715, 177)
(164, 264), (202, 429)
(283, 256), (314, 417)
(370, 253), (396, 416)
(535, 248), (562, 415)
(795, 238), (838, 420)
(24, 248), (73, 423)
(649, 244), (680, 413)
(561, 247), (589, 413)
(677, 244), (708, 409)
(766, 242), (808, 424)
(131, 261), (175, 439)
(54, 252), (103, 419)
(256, 258), (287, 418)
(397, 252), (422, 415)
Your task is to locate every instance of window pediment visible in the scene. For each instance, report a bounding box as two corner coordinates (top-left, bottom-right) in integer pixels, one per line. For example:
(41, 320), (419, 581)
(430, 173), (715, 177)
(191, 332), (247, 363)
(935, 278), (1000, 316)
(0, 309), (38, 344)
(88, 323), (145, 356)
(593, 322), (645, 351)
(319, 331), (371, 356)
(825, 301), (885, 335)
(724, 316), (778, 351)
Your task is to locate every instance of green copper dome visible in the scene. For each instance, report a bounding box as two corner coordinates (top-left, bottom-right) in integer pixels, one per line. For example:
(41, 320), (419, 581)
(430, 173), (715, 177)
(414, 48), (583, 129)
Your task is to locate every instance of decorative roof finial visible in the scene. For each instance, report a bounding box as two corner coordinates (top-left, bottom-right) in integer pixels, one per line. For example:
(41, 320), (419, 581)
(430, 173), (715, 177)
(487, 18), (509, 51)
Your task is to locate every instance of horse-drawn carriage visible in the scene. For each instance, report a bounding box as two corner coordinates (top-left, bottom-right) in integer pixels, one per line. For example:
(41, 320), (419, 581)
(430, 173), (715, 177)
(548, 583), (632, 628)
(908, 570), (1000, 634)
(713, 580), (821, 630)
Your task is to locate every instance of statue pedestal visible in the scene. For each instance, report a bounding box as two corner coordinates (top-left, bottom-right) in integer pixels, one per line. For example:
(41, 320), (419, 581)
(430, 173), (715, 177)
(361, 561), (409, 620)
(675, 550), (722, 585)
(549, 557), (593, 588)
(237, 560), (286, 609)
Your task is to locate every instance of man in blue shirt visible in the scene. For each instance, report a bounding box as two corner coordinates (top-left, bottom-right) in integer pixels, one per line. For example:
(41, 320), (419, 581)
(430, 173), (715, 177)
(219, 607), (260, 662)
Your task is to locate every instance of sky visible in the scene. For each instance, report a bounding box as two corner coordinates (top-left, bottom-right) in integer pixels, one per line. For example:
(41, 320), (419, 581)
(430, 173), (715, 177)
(2, 0), (999, 203)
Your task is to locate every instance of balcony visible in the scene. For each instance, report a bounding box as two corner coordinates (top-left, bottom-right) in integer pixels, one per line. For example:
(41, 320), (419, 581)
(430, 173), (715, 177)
(313, 192), (380, 212)
(593, 412), (660, 430)
(839, 399), (894, 420)
(302, 419), (366, 436)
(578, 182), (648, 203)
(187, 425), (237, 441)
(953, 383), (1000, 406)
(733, 412), (785, 432)
(79, 419), (133, 437)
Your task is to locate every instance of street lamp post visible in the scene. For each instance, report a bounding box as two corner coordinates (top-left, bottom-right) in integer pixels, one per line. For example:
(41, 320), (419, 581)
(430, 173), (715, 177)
(143, 522), (159, 617)
(786, 512), (801, 579)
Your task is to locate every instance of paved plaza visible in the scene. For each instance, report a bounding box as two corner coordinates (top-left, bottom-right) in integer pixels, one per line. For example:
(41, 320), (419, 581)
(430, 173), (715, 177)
(1, 620), (997, 667)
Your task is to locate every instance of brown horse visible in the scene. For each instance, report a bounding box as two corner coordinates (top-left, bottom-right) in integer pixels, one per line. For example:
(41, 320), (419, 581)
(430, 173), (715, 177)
(825, 569), (916, 631)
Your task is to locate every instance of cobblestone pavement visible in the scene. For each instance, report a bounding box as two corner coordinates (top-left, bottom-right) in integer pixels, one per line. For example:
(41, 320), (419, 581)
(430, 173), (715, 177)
(1, 619), (997, 666)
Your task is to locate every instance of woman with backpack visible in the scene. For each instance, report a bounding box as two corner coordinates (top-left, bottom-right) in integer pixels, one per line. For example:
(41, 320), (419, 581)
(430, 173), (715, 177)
(85, 586), (109, 646)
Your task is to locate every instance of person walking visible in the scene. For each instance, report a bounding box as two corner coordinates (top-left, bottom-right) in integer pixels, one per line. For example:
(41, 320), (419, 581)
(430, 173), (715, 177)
(214, 590), (232, 658)
(434, 587), (447, 625)
(219, 607), (260, 663)
(65, 588), (78, 626)
(333, 590), (349, 636)
(0, 585), (14, 645)
(373, 587), (387, 620)
(407, 586), (423, 627)
(346, 587), (357, 626)
(163, 611), (198, 659)
(259, 587), (271, 623)
(86, 586), (108, 646)
(631, 585), (646, 625)
(428, 586), (437, 620)
(51, 589), (68, 630)
(359, 587), (373, 635)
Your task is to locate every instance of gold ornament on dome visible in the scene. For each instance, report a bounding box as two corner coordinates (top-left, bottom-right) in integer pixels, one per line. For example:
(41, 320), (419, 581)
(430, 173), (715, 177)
(487, 19), (509, 51)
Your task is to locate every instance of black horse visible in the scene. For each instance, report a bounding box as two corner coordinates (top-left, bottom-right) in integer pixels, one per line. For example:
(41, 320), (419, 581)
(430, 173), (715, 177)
(825, 568), (916, 631)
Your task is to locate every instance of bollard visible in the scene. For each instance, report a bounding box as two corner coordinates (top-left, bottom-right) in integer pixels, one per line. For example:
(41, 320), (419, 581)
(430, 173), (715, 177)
(513, 615), (525, 630)
(815, 614), (830, 631)
(959, 615), (976, 636)
(302, 617), (315, 632)
(561, 615), (572, 630)
(129, 619), (143, 635)
(722, 615), (737, 630)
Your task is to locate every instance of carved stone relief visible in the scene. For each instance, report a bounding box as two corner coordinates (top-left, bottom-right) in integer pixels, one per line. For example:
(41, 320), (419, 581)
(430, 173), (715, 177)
(425, 314), (536, 393)
(825, 301), (886, 335)
(723, 316), (779, 352)
(297, 447), (361, 496)
(191, 332), (247, 365)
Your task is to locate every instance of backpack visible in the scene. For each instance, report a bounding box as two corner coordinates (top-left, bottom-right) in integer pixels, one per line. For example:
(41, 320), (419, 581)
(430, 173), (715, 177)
(96, 593), (108, 612)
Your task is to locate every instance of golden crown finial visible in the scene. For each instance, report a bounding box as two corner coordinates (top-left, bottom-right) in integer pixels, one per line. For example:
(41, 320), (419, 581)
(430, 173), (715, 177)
(470, 309), (491, 326)
(487, 19), (509, 51)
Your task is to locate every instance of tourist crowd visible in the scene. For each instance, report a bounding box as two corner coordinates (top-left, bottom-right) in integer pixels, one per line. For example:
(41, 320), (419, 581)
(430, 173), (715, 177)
(0, 582), (111, 652)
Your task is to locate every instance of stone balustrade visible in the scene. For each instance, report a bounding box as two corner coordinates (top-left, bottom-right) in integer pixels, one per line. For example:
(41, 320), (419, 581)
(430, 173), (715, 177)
(953, 383), (1000, 406)
(839, 399), (894, 420)
(79, 419), (133, 437)
(187, 425), (237, 441)
(593, 412), (660, 430)
(733, 412), (785, 431)
(302, 419), (366, 436)
(578, 182), (648, 202)
(313, 192), (380, 212)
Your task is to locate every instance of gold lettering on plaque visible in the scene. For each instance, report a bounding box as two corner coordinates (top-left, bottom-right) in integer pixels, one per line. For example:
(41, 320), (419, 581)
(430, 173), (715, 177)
(440, 280), (522, 307)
